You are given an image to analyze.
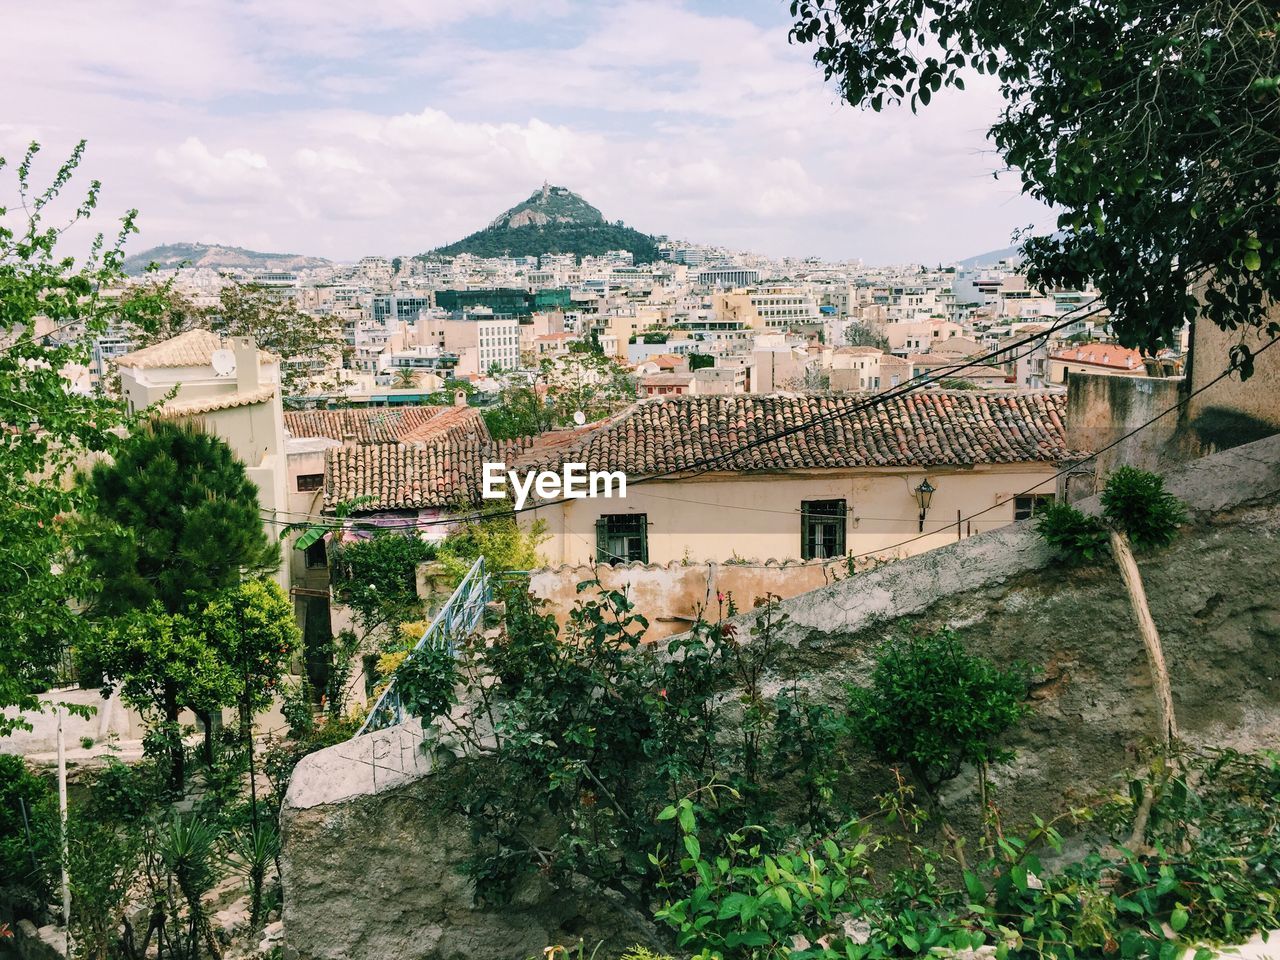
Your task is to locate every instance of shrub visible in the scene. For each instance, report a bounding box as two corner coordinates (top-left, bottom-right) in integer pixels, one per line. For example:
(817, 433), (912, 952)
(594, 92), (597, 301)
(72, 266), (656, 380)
(0, 755), (56, 911)
(1101, 466), (1188, 550)
(1034, 501), (1109, 563)
(655, 749), (1280, 960)
(847, 631), (1027, 798)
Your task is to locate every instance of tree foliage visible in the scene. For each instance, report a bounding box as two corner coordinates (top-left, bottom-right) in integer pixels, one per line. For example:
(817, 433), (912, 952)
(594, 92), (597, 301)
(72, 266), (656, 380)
(790, 0), (1280, 364)
(1100, 465), (1188, 551)
(656, 748), (1280, 960)
(124, 280), (345, 395)
(430, 221), (660, 264)
(78, 419), (278, 617)
(394, 590), (850, 906)
(0, 141), (164, 733)
(329, 531), (437, 641)
(844, 322), (889, 350)
(199, 578), (300, 719)
(540, 351), (637, 427)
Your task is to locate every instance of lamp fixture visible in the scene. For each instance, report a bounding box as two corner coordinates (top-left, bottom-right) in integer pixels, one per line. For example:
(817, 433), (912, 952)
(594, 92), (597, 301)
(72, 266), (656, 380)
(914, 478), (936, 532)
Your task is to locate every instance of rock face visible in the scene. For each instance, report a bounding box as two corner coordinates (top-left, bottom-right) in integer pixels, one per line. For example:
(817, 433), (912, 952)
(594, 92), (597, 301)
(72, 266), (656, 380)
(281, 759), (658, 960)
(280, 435), (1280, 960)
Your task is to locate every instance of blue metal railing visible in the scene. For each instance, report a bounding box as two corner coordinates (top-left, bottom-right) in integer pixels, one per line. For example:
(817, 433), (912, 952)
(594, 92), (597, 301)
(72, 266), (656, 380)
(354, 556), (490, 736)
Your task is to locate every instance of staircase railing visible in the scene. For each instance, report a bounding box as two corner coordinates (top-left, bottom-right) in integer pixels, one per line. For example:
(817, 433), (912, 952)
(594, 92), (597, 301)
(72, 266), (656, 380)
(354, 555), (489, 737)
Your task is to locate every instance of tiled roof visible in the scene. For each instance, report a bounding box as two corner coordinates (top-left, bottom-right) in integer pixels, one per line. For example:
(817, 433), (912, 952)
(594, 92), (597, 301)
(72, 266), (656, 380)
(325, 392), (1071, 512)
(527, 392), (1069, 475)
(1050, 344), (1144, 370)
(283, 405), (488, 444)
(324, 437), (532, 510)
(161, 386), (277, 417)
(115, 329), (278, 369)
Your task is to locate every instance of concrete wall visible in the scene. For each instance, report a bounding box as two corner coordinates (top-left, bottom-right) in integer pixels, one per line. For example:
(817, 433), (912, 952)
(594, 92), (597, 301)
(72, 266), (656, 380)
(1063, 372), (1183, 496)
(1187, 298), (1280, 444)
(526, 556), (892, 643)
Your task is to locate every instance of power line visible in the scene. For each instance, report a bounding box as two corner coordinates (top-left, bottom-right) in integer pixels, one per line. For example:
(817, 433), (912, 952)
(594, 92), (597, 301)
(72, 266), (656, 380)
(260, 300), (1106, 532)
(556, 334), (1276, 571)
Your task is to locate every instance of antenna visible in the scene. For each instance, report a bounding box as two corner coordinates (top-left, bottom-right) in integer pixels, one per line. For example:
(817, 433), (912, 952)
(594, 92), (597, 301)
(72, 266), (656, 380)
(573, 411), (586, 426)
(211, 349), (237, 377)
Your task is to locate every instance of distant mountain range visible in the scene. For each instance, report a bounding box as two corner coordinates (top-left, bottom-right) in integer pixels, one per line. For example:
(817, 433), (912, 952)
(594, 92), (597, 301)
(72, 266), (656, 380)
(121, 242), (333, 275)
(425, 184), (661, 264)
(955, 242), (1026, 269)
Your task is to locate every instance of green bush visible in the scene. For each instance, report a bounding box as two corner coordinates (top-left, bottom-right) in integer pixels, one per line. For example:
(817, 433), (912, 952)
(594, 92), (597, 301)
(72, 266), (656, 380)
(1034, 501), (1109, 563)
(1101, 466), (1188, 550)
(655, 749), (1280, 960)
(847, 631), (1027, 797)
(0, 755), (56, 911)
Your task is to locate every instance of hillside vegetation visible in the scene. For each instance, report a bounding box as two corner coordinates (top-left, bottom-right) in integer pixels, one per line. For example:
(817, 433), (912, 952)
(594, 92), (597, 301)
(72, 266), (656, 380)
(427, 184), (660, 263)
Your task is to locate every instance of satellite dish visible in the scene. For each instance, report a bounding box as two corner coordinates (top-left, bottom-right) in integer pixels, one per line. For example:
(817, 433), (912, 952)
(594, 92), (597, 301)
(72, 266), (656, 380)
(211, 349), (237, 377)
(573, 411), (586, 426)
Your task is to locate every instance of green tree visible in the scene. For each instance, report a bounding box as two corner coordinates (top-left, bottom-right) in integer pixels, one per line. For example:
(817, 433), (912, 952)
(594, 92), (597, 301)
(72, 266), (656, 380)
(482, 383), (552, 439)
(207, 282), (345, 395)
(0, 754), (56, 912)
(540, 351), (637, 427)
(81, 608), (235, 792)
(330, 531), (437, 643)
(0, 141), (165, 735)
(790, 0), (1280, 363)
(688, 352), (715, 372)
(391, 367), (419, 389)
(77, 419), (278, 787)
(199, 578), (299, 833)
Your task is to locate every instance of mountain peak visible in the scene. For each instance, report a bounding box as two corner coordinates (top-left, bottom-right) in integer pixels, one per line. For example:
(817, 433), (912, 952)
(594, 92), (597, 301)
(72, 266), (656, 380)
(488, 184), (606, 230)
(428, 185), (658, 263)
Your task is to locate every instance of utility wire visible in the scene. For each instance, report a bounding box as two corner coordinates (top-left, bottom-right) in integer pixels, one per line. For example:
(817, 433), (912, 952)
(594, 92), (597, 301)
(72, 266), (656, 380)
(261, 299), (1108, 532)
(565, 333), (1276, 570)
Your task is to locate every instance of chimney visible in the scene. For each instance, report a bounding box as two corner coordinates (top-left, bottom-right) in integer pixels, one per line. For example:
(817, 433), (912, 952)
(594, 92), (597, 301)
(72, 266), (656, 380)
(454, 389), (467, 407)
(232, 337), (260, 392)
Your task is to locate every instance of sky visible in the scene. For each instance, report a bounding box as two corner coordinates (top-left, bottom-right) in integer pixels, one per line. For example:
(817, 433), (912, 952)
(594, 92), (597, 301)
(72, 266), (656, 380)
(1, 0), (1056, 265)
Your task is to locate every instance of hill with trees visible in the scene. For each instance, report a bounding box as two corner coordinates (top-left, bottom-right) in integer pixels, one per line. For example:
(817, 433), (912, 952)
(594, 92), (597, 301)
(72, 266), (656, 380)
(425, 184), (660, 263)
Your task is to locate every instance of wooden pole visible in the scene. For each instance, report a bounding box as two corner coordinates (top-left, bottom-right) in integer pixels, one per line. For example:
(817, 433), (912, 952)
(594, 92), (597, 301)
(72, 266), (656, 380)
(1109, 529), (1178, 746)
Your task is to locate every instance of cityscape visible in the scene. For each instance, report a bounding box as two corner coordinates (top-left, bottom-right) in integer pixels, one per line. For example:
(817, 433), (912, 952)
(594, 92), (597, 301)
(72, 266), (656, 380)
(1, 2), (1278, 960)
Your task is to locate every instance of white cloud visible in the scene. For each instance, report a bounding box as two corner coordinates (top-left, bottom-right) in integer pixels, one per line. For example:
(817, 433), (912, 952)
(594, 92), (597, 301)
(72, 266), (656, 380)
(0, 0), (1051, 262)
(155, 138), (280, 203)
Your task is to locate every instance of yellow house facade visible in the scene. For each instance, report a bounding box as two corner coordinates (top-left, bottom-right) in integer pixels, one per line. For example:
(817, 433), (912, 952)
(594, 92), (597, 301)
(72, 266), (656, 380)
(322, 391), (1071, 571)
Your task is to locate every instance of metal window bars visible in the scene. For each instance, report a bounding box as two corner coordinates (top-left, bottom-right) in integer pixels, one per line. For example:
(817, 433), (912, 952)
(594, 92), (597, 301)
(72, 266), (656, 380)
(353, 555), (490, 737)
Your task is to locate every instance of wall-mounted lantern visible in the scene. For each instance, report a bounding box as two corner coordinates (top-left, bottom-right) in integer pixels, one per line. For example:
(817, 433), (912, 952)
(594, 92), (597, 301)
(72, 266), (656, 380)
(914, 478), (936, 532)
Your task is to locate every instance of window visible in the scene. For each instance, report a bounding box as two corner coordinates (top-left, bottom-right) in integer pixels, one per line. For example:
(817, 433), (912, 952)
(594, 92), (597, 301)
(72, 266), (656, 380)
(296, 473), (323, 492)
(801, 499), (846, 560)
(304, 538), (328, 569)
(1014, 494), (1055, 521)
(595, 514), (648, 563)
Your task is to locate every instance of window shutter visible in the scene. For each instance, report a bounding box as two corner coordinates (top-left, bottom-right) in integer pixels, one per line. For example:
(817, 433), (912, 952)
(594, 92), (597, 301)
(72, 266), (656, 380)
(637, 519), (649, 563)
(595, 517), (608, 562)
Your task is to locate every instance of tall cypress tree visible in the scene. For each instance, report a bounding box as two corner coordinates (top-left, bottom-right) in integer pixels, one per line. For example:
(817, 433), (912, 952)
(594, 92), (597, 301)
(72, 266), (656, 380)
(77, 419), (279, 789)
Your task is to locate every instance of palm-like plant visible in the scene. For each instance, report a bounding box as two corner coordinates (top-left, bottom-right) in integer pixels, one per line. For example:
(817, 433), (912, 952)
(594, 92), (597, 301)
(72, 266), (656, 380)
(224, 819), (280, 929)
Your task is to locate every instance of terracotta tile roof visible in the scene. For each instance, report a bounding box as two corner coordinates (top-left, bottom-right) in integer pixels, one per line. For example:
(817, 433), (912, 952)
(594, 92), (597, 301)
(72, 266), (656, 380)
(116, 329), (278, 368)
(527, 392), (1069, 475)
(324, 437), (532, 510)
(1050, 344), (1144, 370)
(283, 405), (488, 444)
(161, 386), (278, 417)
(324, 391), (1071, 511)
